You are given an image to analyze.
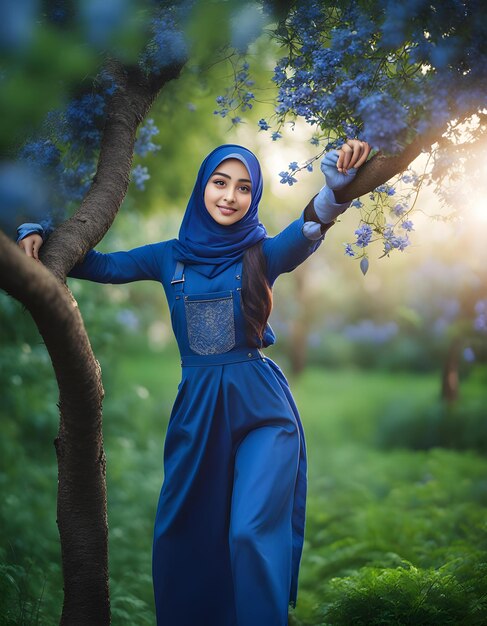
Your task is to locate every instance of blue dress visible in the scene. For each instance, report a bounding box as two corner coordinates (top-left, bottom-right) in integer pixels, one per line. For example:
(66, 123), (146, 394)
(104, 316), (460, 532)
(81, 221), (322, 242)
(69, 210), (324, 626)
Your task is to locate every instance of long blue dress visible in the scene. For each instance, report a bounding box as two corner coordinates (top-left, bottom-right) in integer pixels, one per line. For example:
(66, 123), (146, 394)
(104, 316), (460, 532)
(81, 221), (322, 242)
(69, 209), (325, 626)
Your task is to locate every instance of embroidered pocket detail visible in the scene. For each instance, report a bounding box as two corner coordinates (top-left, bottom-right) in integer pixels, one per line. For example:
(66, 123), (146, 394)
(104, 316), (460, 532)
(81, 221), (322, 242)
(184, 291), (236, 355)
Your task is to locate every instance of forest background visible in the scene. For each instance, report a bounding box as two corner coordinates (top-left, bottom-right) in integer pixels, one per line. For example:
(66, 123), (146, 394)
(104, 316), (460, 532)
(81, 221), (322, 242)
(1, 1), (486, 624)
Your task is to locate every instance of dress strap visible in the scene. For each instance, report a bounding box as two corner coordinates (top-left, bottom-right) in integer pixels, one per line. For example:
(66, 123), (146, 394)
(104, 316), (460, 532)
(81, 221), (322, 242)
(234, 260), (243, 291)
(171, 261), (185, 294)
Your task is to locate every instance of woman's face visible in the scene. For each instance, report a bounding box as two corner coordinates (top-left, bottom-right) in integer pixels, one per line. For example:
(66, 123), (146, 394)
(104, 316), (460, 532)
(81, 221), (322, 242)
(204, 158), (252, 226)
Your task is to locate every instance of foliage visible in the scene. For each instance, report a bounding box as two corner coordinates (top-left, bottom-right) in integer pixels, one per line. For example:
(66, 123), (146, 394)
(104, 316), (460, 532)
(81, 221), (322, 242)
(2, 310), (487, 623)
(215, 0), (487, 263)
(315, 564), (480, 625)
(265, 1), (487, 152)
(376, 392), (487, 453)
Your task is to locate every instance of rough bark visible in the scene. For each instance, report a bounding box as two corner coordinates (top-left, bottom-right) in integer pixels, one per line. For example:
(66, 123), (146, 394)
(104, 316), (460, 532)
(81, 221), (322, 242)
(333, 131), (440, 204)
(1, 57), (185, 625)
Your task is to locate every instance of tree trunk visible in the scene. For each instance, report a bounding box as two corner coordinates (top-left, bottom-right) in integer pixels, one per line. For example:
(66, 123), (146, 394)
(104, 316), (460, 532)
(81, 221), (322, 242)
(0, 58), (185, 624)
(441, 337), (462, 404)
(0, 236), (109, 624)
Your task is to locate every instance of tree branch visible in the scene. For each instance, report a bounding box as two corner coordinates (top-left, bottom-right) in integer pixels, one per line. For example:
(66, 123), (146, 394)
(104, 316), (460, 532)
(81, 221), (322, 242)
(334, 130), (441, 204)
(41, 59), (185, 281)
(0, 232), (109, 625)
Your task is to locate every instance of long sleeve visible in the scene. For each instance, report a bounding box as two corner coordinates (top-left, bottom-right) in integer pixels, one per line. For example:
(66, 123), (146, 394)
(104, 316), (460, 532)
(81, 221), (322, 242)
(15, 221), (167, 284)
(68, 243), (167, 284)
(262, 208), (330, 286)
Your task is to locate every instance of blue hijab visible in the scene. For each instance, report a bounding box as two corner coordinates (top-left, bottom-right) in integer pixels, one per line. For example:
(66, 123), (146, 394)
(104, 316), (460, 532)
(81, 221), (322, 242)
(173, 144), (268, 278)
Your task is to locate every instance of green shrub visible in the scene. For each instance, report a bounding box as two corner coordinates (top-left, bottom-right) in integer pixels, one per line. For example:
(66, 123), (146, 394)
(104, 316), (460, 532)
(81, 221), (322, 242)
(315, 564), (485, 626)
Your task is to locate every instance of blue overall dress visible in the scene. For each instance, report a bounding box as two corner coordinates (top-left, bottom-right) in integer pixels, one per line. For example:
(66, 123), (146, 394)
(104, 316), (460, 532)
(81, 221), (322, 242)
(68, 210), (325, 626)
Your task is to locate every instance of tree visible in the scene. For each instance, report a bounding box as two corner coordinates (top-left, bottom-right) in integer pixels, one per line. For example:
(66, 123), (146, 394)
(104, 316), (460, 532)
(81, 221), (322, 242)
(1, 0), (486, 622)
(217, 0), (487, 266)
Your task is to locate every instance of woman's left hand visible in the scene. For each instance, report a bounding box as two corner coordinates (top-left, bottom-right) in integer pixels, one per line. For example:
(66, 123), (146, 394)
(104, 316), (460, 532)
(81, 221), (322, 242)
(320, 139), (371, 191)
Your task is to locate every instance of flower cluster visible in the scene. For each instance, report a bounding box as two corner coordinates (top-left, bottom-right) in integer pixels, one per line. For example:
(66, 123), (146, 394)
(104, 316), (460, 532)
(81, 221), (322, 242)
(279, 171), (297, 186)
(214, 61), (255, 123)
(19, 139), (61, 171)
(474, 300), (487, 334)
(135, 119), (161, 157)
(354, 224), (373, 248)
(140, 10), (188, 75)
(214, 0), (486, 267)
(61, 162), (97, 201)
(131, 165), (150, 191)
(343, 319), (398, 344)
(383, 224), (410, 254)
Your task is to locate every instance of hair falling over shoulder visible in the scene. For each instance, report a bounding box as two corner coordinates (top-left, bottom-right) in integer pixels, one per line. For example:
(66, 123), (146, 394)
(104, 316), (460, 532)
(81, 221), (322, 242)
(241, 242), (273, 347)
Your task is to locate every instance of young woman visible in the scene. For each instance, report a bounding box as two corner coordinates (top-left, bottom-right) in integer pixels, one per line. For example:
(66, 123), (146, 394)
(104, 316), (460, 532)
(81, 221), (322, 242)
(17, 139), (370, 626)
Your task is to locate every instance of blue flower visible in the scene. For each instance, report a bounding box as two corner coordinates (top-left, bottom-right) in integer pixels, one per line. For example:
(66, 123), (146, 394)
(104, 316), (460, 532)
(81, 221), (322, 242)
(344, 243), (355, 257)
(474, 299), (487, 333)
(19, 139), (61, 170)
(258, 119), (270, 131)
(141, 13), (187, 74)
(279, 171), (297, 186)
(134, 119), (160, 157)
(354, 224), (373, 248)
(383, 224), (410, 253)
(401, 220), (414, 231)
(375, 184), (395, 195)
(132, 164), (150, 191)
(289, 161), (299, 171)
(392, 202), (407, 217)
(271, 131), (282, 141)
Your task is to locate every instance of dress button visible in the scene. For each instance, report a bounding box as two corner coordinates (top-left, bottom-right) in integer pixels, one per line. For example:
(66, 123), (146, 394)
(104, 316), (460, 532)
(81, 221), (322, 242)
(248, 352), (252, 358)
(236, 274), (241, 280)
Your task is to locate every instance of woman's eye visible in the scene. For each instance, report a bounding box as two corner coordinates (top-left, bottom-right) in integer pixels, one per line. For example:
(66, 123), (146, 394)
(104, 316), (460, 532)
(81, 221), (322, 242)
(213, 179), (225, 186)
(239, 186), (250, 193)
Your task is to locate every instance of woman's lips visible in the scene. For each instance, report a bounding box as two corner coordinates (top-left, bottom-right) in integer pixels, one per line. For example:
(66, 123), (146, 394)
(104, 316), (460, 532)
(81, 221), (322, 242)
(217, 205), (237, 216)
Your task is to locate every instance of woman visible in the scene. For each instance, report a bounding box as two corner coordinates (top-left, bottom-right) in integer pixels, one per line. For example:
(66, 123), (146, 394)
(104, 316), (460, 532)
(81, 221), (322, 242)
(17, 139), (370, 626)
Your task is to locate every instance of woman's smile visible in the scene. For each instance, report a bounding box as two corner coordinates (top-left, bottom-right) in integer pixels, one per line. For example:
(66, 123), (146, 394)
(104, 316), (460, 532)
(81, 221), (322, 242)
(217, 205), (238, 216)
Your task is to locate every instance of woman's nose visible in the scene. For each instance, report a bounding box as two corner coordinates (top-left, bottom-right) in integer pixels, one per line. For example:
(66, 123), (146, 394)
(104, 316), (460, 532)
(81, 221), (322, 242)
(224, 187), (236, 202)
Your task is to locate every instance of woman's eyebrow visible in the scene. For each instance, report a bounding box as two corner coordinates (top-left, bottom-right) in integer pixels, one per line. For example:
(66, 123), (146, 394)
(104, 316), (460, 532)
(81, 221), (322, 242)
(212, 171), (252, 184)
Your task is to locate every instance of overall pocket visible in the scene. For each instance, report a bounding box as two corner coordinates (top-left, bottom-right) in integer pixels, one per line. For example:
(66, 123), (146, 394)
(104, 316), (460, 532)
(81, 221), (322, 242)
(184, 291), (236, 355)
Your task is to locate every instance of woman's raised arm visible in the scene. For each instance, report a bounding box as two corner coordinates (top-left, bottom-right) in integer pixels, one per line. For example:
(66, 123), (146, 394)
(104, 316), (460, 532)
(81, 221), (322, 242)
(16, 223), (167, 284)
(263, 140), (370, 286)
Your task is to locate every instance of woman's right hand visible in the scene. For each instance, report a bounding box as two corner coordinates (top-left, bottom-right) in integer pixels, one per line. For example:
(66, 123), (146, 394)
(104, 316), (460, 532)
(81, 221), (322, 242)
(18, 234), (43, 261)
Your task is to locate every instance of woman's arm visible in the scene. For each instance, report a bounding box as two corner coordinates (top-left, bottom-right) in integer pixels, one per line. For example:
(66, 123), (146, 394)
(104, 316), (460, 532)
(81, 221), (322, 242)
(68, 245), (165, 284)
(263, 140), (370, 286)
(17, 224), (166, 283)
